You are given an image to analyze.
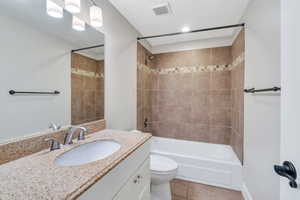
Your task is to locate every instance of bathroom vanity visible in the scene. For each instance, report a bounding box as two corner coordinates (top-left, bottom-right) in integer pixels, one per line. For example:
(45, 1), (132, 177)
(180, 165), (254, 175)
(0, 130), (151, 200)
(80, 147), (150, 199)
(79, 134), (151, 200)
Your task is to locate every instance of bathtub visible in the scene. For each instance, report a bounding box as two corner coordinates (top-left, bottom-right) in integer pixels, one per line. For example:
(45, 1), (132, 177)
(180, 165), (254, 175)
(150, 137), (242, 191)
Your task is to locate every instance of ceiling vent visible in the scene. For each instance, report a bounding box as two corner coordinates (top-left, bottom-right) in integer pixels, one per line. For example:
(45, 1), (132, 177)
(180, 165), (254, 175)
(152, 2), (172, 16)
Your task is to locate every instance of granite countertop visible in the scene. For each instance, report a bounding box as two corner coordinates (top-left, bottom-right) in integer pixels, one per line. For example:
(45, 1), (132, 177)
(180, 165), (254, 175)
(0, 129), (152, 200)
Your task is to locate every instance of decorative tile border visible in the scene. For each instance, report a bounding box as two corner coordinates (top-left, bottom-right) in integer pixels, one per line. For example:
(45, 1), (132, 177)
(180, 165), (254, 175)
(229, 52), (245, 70)
(72, 68), (104, 79)
(138, 64), (155, 73)
(138, 52), (244, 74)
(157, 64), (230, 74)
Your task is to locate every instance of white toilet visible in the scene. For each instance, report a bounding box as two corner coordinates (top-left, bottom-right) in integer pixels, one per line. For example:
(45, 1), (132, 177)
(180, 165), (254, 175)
(130, 130), (178, 200)
(150, 154), (178, 200)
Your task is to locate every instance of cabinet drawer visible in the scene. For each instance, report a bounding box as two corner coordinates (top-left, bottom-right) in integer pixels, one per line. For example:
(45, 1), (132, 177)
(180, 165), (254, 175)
(113, 159), (150, 200)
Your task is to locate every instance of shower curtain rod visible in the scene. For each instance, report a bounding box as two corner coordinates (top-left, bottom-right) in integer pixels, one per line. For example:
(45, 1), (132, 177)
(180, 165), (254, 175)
(137, 23), (245, 40)
(71, 44), (104, 53)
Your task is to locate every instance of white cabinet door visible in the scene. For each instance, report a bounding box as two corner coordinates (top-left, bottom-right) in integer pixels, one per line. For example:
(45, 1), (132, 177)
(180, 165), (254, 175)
(113, 159), (150, 200)
(139, 186), (150, 200)
(137, 159), (150, 200)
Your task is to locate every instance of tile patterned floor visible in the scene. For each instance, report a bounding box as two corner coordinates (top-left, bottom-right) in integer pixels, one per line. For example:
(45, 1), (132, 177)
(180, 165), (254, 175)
(171, 179), (244, 200)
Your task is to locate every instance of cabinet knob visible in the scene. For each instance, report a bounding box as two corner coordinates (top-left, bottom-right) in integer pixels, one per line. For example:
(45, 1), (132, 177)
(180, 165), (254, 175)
(133, 179), (138, 184)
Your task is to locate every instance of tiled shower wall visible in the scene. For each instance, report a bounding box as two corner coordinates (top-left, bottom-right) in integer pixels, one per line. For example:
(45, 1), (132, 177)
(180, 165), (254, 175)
(151, 48), (233, 144)
(137, 30), (245, 162)
(230, 30), (245, 162)
(137, 43), (155, 131)
(71, 53), (104, 125)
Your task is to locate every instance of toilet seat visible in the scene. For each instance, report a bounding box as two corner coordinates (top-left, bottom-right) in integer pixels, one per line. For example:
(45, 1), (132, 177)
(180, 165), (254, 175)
(150, 155), (178, 174)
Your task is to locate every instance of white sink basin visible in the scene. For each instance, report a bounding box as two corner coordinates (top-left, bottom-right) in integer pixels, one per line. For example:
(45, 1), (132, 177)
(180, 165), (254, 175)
(55, 140), (121, 166)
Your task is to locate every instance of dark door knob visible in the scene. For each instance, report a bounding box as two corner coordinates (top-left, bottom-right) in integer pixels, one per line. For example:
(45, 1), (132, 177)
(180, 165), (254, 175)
(274, 161), (298, 188)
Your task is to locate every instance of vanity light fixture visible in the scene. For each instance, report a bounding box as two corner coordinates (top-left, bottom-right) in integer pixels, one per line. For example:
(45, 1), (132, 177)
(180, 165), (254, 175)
(46, 0), (63, 18)
(181, 26), (191, 33)
(65, 0), (81, 14)
(90, 5), (103, 27)
(72, 16), (85, 31)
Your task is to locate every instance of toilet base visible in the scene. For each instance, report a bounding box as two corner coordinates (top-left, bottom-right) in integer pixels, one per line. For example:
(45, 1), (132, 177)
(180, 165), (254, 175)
(151, 182), (172, 200)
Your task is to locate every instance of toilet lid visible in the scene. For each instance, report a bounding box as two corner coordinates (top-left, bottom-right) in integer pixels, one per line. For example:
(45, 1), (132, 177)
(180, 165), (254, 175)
(150, 155), (178, 172)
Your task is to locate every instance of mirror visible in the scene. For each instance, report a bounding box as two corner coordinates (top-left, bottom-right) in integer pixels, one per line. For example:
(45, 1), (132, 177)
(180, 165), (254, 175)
(0, 0), (105, 142)
(71, 46), (105, 125)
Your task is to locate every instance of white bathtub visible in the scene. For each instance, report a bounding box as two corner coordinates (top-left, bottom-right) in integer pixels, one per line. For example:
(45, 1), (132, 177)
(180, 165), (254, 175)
(150, 137), (242, 191)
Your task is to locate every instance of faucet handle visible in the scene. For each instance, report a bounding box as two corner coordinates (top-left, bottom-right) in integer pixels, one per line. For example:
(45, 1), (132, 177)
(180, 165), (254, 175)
(64, 127), (75, 145)
(45, 138), (61, 151)
(56, 124), (62, 130)
(77, 127), (87, 141)
(49, 123), (61, 131)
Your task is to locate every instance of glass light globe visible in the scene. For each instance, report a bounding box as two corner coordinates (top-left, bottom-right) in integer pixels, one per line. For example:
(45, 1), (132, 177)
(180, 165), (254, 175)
(72, 16), (85, 31)
(90, 5), (103, 27)
(47, 0), (63, 18)
(65, 0), (81, 14)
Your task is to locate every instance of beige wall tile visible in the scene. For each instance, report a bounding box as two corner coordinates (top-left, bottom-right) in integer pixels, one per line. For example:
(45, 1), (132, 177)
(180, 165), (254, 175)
(137, 43), (156, 131)
(190, 103), (209, 124)
(176, 74), (193, 91)
(209, 90), (231, 109)
(172, 195), (186, 200)
(137, 40), (244, 148)
(210, 71), (231, 90)
(211, 46), (232, 65)
(193, 72), (211, 91)
(71, 53), (104, 125)
(232, 29), (245, 60)
(188, 124), (210, 142)
(154, 47), (234, 68)
(209, 126), (231, 144)
(157, 90), (178, 107)
(209, 107), (231, 127)
(230, 29), (245, 163)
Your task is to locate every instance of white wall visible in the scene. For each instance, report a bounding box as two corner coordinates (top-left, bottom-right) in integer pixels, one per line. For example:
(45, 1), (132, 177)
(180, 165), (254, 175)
(151, 37), (233, 54)
(281, 0), (300, 199)
(242, 0), (281, 199)
(0, 14), (71, 142)
(100, 0), (138, 130)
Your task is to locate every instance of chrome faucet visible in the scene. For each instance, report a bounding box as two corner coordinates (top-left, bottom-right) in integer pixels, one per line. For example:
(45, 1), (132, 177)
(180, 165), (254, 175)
(64, 126), (87, 145)
(45, 138), (61, 151)
(49, 123), (61, 131)
(77, 127), (87, 141)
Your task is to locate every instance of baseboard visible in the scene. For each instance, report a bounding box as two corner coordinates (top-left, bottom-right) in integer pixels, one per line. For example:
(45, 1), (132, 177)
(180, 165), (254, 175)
(242, 182), (253, 200)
